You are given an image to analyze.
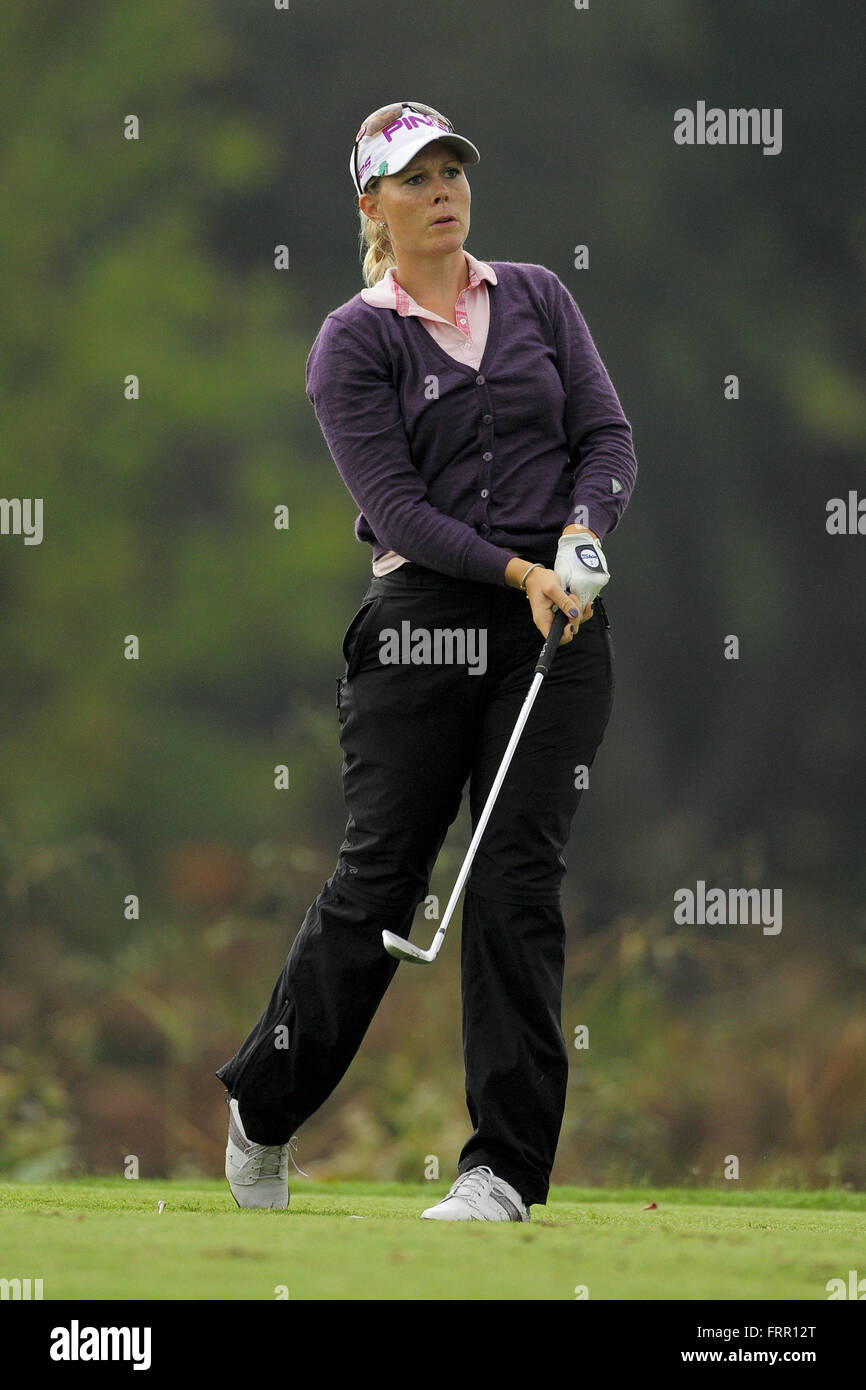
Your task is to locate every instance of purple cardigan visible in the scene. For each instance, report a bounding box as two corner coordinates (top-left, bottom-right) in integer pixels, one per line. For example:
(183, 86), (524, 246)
(305, 260), (637, 586)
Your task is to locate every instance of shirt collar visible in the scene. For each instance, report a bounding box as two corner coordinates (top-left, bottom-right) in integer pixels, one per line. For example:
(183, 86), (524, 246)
(360, 250), (497, 313)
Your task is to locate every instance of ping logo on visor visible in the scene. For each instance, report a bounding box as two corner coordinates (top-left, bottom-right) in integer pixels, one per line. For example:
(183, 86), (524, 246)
(577, 545), (601, 569)
(379, 111), (450, 143)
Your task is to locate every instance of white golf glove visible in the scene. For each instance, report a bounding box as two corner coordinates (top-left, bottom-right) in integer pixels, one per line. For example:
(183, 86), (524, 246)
(554, 531), (611, 610)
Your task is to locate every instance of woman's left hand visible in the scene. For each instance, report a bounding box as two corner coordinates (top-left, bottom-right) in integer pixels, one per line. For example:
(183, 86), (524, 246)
(555, 529), (610, 612)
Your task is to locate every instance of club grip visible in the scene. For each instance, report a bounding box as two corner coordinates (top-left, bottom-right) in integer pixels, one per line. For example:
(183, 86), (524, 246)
(534, 608), (569, 675)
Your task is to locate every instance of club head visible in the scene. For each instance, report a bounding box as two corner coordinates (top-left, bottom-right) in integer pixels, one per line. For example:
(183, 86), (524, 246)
(382, 930), (434, 964)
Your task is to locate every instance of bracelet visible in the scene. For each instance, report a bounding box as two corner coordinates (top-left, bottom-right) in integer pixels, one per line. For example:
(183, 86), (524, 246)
(519, 562), (543, 592)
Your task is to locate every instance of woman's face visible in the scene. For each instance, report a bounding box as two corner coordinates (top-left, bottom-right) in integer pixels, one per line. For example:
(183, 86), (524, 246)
(359, 139), (471, 258)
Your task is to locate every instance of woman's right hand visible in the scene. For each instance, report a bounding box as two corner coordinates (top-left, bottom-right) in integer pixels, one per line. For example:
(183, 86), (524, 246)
(524, 567), (591, 645)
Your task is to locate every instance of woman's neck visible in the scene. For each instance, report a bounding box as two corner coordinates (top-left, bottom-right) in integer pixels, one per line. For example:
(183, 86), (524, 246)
(392, 249), (470, 316)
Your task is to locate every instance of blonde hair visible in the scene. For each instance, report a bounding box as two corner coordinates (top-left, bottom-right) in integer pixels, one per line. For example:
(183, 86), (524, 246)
(357, 175), (396, 288)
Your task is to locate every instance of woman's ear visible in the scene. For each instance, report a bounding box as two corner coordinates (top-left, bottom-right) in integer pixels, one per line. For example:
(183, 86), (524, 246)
(358, 182), (381, 222)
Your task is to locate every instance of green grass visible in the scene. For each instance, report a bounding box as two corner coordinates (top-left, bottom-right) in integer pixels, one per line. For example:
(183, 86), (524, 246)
(1, 1180), (864, 1300)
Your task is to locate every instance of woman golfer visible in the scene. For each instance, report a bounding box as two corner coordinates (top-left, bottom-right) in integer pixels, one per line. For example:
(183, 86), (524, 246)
(217, 100), (637, 1220)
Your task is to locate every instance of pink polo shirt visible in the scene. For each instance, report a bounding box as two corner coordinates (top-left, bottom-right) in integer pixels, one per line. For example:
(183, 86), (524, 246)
(359, 250), (496, 575)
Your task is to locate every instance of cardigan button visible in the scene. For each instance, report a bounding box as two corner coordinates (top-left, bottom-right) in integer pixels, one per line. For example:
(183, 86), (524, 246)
(475, 374), (485, 385)
(483, 414), (492, 424)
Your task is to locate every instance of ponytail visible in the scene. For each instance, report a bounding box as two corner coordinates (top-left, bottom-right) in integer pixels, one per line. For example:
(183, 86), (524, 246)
(357, 177), (397, 287)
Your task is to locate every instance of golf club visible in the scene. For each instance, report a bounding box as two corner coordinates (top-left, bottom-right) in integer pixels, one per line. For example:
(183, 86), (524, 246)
(382, 604), (572, 965)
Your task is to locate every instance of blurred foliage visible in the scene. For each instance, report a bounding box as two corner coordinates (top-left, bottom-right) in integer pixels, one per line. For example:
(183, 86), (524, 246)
(2, 824), (866, 1185)
(0, 0), (864, 1184)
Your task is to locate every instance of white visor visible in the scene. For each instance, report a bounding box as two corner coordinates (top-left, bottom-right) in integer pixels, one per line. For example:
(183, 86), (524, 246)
(351, 107), (479, 194)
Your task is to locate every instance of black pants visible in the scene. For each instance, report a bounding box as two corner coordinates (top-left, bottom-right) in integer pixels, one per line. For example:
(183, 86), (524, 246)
(216, 561), (614, 1207)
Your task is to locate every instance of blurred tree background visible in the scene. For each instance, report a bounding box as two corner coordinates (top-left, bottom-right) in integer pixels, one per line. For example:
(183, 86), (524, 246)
(1, 0), (864, 1188)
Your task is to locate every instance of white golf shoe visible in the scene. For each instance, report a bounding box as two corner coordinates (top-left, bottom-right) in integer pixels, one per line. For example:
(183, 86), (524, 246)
(420, 1165), (529, 1222)
(225, 1097), (289, 1209)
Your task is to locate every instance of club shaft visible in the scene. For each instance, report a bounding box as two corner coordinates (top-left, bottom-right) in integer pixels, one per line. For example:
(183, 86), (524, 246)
(385, 607), (570, 962)
(431, 667), (546, 945)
